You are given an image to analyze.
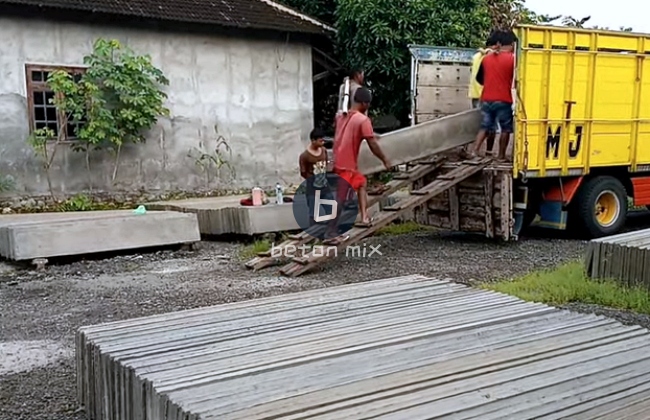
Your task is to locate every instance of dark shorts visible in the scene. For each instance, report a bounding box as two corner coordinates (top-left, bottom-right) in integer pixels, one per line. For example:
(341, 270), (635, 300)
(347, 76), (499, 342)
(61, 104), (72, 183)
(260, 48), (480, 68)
(481, 101), (513, 133)
(473, 99), (497, 133)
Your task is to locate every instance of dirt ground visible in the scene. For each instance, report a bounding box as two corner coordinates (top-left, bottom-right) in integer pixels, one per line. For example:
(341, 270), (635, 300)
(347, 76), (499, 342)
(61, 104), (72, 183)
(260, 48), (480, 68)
(0, 217), (648, 419)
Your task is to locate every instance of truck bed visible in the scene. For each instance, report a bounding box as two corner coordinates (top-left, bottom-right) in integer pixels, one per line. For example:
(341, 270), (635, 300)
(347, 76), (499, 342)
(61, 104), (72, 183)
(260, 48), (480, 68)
(515, 25), (650, 178)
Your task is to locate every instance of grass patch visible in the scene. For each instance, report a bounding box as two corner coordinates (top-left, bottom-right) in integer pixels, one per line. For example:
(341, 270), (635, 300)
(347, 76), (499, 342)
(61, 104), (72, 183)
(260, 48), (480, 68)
(376, 221), (432, 236)
(483, 261), (650, 315)
(239, 239), (271, 260)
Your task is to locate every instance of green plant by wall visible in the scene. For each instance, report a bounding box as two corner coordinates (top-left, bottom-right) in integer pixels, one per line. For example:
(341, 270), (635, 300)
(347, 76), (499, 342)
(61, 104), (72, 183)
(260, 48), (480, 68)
(30, 38), (170, 198)
(57, 193), (94, 212)
(187, 125), (236, 189)
(0, 175), (15, 193)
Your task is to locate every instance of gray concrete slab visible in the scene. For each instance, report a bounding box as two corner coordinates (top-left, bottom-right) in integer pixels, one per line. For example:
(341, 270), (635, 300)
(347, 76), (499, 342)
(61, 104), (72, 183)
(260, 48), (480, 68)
(148, 196), (381, 236)
(358, 108), (481, 175)
(76, 275), (650, 420)
(147, 197), (299, 235)
(0, 210), (200, 261)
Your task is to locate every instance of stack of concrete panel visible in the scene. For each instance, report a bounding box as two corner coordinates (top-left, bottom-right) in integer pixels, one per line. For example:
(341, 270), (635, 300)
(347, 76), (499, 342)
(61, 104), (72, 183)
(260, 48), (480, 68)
(77, 274), (650, 420)
(0, 210), (200, 261)
(147, 196), (299, 235)
(585, 228), (650, 288)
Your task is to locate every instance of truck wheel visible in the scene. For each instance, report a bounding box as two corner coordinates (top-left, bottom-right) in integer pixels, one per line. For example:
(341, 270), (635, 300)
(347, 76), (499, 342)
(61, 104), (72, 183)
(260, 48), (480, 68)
(573, 176), (627, 238)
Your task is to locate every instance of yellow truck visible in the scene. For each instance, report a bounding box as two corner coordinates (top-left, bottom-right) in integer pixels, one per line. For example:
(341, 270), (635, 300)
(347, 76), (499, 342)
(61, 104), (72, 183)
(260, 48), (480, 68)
(410, 24), (650, 239)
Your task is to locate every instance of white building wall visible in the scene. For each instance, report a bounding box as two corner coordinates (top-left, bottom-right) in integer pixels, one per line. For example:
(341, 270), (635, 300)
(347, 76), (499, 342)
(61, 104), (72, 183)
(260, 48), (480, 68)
(0, 16), (313, 195)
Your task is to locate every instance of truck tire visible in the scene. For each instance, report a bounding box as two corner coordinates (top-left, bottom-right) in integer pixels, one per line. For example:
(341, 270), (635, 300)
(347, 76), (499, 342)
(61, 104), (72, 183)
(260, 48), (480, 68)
(573, 176), (627, 238)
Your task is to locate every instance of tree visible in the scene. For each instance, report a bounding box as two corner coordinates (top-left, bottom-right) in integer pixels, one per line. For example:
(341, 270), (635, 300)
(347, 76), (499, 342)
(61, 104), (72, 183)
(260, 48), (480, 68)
(30, 39), (169, 197)
(336, 0), (490, 122)
(280, 0), (336, 25)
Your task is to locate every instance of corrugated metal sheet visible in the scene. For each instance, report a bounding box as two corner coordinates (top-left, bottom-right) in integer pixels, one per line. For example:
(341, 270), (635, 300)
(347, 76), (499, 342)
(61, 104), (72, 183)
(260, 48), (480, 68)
(77, 274), (650, 420)
(585, 227), (650, 288)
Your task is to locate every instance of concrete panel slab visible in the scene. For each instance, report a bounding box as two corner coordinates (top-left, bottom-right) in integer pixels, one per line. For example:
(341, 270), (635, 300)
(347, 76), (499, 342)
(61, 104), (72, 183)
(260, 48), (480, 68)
(76, 275), (650, 420)
(148, 196), (381, 236)
(0, 210), (200, 260)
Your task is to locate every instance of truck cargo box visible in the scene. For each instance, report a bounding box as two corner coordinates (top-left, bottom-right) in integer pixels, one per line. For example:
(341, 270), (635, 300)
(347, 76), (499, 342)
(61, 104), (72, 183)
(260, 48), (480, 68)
(514, 25), (650, 178)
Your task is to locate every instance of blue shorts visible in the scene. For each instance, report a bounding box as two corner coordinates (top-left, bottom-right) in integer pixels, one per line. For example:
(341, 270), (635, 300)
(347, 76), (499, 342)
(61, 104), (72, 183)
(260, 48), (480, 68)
(481, 101), (513, 133)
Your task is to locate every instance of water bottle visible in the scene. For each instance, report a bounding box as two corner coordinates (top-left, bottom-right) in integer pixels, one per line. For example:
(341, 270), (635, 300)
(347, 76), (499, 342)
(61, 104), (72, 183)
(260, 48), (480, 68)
(275, 183), (283, 204)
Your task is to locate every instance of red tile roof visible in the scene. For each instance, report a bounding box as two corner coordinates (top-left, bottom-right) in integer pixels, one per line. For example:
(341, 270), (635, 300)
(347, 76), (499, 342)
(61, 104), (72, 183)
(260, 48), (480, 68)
(0, 0), (334, 35)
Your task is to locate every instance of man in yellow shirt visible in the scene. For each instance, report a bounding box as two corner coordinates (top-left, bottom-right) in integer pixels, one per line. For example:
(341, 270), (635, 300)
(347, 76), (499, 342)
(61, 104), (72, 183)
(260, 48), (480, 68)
(468, 33), (498, 155)
(469, 34), (498, 107)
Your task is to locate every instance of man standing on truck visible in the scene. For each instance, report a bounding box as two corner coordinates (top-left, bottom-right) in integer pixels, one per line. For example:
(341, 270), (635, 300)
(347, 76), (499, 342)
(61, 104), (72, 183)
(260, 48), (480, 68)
(324, 87), (391, 245)
(469, 30), (516, 161)
(468, 32), (499, 156)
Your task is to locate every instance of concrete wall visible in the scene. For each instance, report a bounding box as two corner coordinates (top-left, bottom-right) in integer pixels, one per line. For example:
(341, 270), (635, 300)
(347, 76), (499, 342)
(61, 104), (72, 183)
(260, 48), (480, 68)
(0, 17), (313, 196)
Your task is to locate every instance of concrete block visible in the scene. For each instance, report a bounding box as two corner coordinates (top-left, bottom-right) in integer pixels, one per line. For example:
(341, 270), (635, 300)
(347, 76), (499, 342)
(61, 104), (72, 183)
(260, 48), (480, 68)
(0, 210), (200, 260)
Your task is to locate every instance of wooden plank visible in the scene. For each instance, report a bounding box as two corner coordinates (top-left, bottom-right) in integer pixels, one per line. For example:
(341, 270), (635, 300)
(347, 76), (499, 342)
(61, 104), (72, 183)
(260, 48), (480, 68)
(484, 171), (495, 239)
(415, 86), (470, 116)
(416, 62), (470, 87)
(448, 186), (460, 231)
(500, 171), (512, 241)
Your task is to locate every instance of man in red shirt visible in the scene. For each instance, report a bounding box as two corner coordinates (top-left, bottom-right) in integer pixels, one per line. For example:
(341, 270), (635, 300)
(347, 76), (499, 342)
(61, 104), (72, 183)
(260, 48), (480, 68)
(325, 87), (390, 244)
(469, 30), (516, 161)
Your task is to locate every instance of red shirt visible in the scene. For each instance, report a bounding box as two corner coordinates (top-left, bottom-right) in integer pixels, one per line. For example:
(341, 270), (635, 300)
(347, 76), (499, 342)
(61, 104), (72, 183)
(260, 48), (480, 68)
(480, 51), (514, 103)
(333, 110), (374, 172)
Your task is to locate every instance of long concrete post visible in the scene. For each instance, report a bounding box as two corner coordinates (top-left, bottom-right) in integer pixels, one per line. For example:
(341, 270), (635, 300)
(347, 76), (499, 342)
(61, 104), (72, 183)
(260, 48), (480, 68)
(358, 109), (482, 175)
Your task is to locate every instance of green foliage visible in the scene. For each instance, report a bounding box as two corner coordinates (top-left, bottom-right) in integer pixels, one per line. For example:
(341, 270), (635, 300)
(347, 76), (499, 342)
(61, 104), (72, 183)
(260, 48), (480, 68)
(27, 38), (170, 197)
(47, 39), (169, 152)
(58, 193), (94, 212)
(0, 175), (14, 193)
(376, 221), (433, 236)
(187, 125), (236, 188)
(239, 239), (272, 260)
(335, 0), (490, 121)
(280, 0), (335, 24)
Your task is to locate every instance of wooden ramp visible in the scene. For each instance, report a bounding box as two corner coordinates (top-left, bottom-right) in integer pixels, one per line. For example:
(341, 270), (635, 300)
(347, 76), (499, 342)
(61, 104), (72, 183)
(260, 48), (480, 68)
(77, 274), (650, 420)
(244, 156), (447, 271)
(279, 158), (491, 277)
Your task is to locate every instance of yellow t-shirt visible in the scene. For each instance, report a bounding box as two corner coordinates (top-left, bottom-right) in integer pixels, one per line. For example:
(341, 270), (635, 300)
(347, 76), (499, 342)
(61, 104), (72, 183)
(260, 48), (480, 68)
(469, 50), (487, 99)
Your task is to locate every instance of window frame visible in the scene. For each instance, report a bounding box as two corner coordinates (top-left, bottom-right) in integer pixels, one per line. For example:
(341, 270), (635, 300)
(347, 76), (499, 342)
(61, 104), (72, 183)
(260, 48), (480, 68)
(25, 63), (87, 142)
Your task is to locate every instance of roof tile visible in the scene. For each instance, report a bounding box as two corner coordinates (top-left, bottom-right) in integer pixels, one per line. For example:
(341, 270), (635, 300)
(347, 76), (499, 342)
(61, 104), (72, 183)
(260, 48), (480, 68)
(0, 0), (334, 35)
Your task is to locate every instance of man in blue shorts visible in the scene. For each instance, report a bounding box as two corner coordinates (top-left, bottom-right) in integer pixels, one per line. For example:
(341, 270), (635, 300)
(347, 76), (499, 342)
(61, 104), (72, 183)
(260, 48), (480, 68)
(469, 30), (515, 161)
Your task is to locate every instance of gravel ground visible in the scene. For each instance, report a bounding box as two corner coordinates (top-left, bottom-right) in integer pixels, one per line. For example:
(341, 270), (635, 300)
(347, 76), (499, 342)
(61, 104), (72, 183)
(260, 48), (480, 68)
(0, 218), (648, 419)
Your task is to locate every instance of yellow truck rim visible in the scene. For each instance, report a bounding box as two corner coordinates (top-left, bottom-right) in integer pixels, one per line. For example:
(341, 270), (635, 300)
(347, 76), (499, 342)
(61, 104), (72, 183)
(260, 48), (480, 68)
(594, 190), (620, 228)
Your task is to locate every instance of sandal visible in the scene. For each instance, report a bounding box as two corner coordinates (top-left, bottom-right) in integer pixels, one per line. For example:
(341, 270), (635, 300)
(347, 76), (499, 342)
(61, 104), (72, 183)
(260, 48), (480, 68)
(356, 216), (374, 227)
(323, 234), (350, 246)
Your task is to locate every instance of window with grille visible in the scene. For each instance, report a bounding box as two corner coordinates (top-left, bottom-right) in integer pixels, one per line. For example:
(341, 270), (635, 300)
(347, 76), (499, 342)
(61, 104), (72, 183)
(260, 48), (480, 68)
(25, 64), (86, 140)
